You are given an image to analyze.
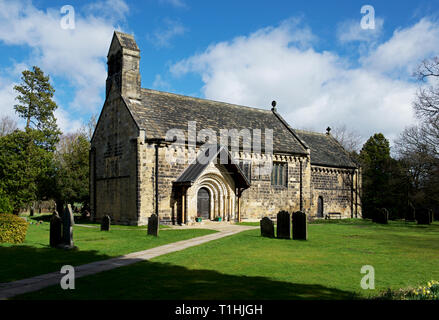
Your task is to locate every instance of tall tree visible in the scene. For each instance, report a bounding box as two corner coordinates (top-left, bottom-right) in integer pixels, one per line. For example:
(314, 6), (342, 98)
(360, 134), (390, 218)
(14, 66), (61, 151)
(0, 66), (61, 213)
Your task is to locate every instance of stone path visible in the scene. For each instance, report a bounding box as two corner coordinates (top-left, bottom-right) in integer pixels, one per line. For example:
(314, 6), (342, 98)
(0, 224), (257, 300)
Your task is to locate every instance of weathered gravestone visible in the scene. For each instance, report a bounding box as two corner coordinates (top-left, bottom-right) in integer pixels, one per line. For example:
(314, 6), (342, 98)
(406, 203), (416, 222)
(373, 208), (389, 224)
(260, 217), (275, 238)
(61, 204), (75, 248)
(416, 209), (431, 225)
(49, 212), (62, 247)
(101, 215), (111, 231)
(292, 211), (307, 240)
(147, 214), (159, 236)
(276, 211), (291, 239)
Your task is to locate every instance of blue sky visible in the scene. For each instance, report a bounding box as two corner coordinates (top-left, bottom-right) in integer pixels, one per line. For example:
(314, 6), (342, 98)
(1, 0), (439, 145)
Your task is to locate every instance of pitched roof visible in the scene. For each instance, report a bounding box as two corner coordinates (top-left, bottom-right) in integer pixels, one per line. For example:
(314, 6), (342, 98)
(113, 31), (139, 51)
(175, 145), (251, 189)
(295, 130), (357, 168)
(125, 88), (309, 155)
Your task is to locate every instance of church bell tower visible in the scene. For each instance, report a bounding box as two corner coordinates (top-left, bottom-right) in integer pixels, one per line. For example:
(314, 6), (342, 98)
(106, 31), (141, 100)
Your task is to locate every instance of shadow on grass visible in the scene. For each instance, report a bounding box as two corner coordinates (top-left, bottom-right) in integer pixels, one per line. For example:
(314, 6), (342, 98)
(0, 245), (112, 283)
(14, 258), (359, 300)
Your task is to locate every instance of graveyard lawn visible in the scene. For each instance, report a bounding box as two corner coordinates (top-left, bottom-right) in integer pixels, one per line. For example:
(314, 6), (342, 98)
(0, 214), (217, 283)
(14, 219), (439, 300)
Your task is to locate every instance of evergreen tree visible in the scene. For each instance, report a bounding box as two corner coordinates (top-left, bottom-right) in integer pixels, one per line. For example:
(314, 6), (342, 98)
(14, 66), (61, 151)
(54, 132), (90, 207)
(359, 133), (392, 218)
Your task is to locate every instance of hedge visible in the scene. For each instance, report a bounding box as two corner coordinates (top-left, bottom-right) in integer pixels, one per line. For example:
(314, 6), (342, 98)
(0, 213), (29, 244)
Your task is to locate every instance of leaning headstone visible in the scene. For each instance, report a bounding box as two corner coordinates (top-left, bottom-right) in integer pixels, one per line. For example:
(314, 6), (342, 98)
(276, 211), (291, 239)
(49, 212), (62, 247)
(147, 214), (159, 236)
(416, 209), (431, 225)
(260, 217), (275, 238)
(101, 215), (111, 231)
(292, 211), (307, 240)
(61, 204), (75, 248)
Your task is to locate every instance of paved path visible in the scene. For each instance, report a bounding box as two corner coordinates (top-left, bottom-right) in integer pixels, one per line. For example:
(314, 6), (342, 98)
(0, 224), (257, 300)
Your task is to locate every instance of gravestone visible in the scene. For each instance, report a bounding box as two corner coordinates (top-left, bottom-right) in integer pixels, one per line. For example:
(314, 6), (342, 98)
(373, 208), (389, 224)
(406, 203), (416, 222)
(276, 211), (291, 239)
(147, 214), (159, 236)
(30, 206), (34, 217)
(292, 211), (307, 240)
(101, 215), (111, 231)
(49, 212), (62, 247)
(429, 209), (434, 224)
(61, 204), (75, 248)
(416, 209), (431, 225)
(260, 217), (275, 238)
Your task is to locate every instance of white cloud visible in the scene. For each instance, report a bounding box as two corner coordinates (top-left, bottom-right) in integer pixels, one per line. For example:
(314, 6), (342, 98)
(170, 18), (439, 145)
(361, 18), (439, 74)
(337, 17), (384, 43)
(148, 18), (187, 48)
(0, 0), (129, 132)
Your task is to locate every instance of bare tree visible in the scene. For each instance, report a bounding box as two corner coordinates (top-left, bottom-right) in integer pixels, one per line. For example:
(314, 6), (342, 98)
(0, 116), (17, 137)
(331, 124), (363, 153)
(78, 113), (98, 141)
(413, 57), (439, 155)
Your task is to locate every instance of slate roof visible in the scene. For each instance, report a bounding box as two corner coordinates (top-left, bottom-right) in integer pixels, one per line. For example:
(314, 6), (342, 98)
(126, 88), (309, 155)
(175, 145), (251, 188)
(124, 88), (358, 169)
(295, 130), (358, 168)
(114, 31), (139, 51)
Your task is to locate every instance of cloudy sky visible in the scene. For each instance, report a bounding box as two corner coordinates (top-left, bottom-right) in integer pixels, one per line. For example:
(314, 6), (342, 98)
(1, 0), (439, 146)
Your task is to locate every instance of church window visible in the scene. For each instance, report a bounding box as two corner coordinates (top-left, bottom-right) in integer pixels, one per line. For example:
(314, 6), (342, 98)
(271, 162), (288, 187)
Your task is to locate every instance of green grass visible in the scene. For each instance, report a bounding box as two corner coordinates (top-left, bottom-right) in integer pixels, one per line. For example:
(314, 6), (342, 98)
(0, 215), (217, 283)
(13, 219), (439, 300)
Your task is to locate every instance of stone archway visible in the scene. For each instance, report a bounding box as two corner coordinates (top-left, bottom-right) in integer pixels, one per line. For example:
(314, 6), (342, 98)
(193, 172), (234, 221)
(197, 187), (210, 219)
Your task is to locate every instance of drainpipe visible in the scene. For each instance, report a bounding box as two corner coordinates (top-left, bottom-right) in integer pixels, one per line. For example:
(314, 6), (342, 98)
(299, 160), (303, 212)
(155, 142), (159, 218)
(351, 170), (354, 218)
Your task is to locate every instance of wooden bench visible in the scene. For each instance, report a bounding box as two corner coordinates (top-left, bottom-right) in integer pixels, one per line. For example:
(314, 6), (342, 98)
(325, 212), (342, 220)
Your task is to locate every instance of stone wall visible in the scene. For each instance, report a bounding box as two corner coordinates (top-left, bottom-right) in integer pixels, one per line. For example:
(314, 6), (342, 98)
(136, 144), (313, 224)
(309, 166), (361, 218)
(90, 87), (139, 225)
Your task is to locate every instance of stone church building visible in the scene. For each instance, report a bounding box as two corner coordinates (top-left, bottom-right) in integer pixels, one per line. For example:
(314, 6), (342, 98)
(90, 31), (361, 225)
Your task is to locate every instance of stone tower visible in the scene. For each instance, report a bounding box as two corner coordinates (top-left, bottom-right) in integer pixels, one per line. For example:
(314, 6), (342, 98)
(106, 31), (141, 100)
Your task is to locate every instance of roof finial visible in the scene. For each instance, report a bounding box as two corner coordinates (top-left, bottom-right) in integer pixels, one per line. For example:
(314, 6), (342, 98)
(326, 126), (331, 135)
(271, 100), (277, 111)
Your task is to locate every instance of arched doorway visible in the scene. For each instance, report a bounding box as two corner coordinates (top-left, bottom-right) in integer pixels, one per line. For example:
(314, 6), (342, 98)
(317, 196), (324, 218)
(197, 187), (210, 219)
